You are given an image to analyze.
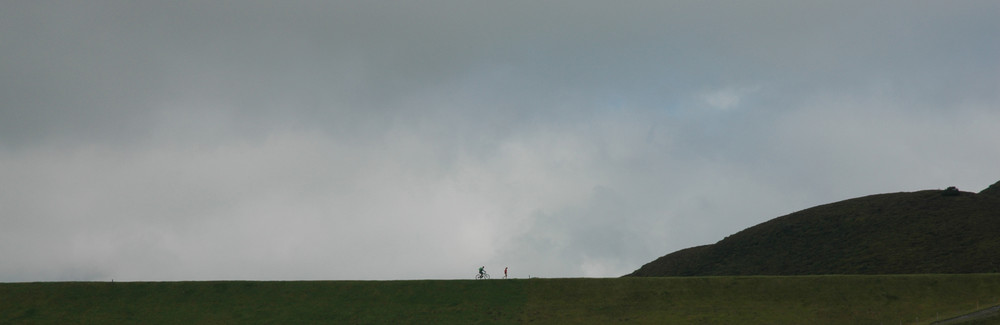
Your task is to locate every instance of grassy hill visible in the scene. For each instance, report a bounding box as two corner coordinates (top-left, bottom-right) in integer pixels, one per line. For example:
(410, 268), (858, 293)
(2, 275), (1000, 324)
(629, 180), (1000, 277)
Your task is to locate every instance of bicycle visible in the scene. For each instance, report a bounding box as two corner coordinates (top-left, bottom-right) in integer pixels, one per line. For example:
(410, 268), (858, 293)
(476, 272), (490, 280)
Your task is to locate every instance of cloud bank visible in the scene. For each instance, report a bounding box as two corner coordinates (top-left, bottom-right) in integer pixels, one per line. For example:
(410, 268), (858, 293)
(1, 1), (998, 281)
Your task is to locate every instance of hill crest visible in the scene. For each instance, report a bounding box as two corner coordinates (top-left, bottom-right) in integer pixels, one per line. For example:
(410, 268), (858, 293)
(628, 180), (1000, 276)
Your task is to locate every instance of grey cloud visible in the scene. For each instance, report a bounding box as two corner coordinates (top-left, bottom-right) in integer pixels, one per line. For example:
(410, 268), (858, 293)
(1, 1), (998, 280)
(498, 185), (653, 277)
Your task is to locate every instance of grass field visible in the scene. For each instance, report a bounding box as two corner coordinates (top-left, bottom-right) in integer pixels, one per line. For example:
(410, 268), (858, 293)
(2, 274), (1000, 324)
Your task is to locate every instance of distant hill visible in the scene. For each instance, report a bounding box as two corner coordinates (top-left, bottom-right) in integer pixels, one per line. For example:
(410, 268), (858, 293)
(628, 180), (1000, 277)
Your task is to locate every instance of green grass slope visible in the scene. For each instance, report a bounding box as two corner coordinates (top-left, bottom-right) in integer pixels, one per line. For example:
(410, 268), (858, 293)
(2, 275), (1000, 324)
(630, 180), (1000, 277)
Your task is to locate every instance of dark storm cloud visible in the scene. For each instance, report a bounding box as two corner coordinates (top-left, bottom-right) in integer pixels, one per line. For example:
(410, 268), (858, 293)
(1, 1), (998, 280)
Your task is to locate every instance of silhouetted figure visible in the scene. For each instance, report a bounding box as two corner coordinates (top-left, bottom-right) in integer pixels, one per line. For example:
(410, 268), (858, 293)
(477, 266), (488, 279)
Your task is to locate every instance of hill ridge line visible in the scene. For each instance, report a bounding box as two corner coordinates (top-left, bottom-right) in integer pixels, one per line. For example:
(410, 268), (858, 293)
(629, 180), (1000, 277)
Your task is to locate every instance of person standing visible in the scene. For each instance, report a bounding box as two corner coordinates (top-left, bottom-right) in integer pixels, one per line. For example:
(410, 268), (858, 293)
(504, 266), (508, 279)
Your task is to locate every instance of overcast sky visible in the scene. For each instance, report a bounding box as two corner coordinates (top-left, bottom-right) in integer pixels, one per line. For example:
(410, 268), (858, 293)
(2, 1), (998, 281)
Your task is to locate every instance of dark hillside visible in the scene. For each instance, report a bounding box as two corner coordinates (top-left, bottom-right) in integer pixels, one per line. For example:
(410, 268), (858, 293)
(629, 180), (1000, 276)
